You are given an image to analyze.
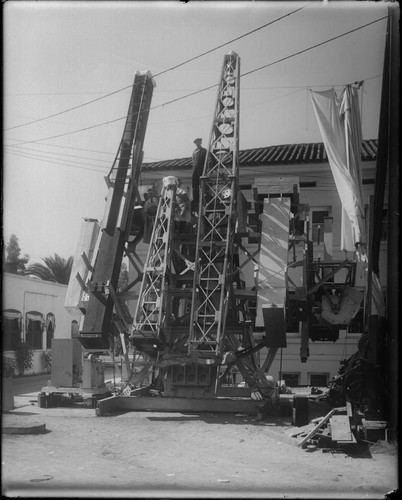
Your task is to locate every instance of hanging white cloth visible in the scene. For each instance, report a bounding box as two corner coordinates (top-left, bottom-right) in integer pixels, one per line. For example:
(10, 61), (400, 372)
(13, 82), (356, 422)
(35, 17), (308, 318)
(310, 85), (384, 317)
(309, 86), (366, 251)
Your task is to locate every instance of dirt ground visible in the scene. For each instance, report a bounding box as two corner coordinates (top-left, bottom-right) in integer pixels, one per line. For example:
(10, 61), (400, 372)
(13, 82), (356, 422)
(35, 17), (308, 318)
(1, 392), (399, 499)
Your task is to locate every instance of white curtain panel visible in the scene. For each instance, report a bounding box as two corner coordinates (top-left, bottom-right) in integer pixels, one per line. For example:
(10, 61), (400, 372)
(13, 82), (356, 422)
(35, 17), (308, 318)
(309, 86), (366, 251)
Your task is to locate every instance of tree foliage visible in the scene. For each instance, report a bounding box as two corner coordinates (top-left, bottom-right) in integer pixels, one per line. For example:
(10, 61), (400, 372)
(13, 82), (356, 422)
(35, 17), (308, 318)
(24, 253), (73, 285)
(15, 342), (34, 376)
(3, 234), (29, 273)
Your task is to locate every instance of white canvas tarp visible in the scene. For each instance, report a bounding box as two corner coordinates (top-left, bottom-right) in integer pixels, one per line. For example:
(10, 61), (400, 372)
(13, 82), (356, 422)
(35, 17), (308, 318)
(310, 85), (384, 316)
(309, 86), (366, 252)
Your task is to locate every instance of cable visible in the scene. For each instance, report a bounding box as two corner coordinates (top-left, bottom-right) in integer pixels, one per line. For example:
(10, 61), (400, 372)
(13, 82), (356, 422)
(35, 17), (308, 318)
(7, 15), (386, 147)
(5, 84), (133, 132)
(5, 4), (308, 132)
(5, 149), (109, 173)
(4, 139), (116, 156)
(5, 144), (163, 173)
(3, 139), (161, 162)
(150, 3), (308, 77)
(5, 73), (382, 98)
(242, 15), (387, 79)
(4, 144), (111, 163)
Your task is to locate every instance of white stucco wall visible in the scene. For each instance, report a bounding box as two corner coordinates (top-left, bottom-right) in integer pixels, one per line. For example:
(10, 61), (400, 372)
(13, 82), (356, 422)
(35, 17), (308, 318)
(258, 330), (361, 385)
(2, 273), (81, 375)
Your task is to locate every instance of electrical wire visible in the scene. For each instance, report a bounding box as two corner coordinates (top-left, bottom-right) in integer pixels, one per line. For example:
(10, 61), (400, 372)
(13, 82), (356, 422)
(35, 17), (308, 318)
(4, 144), (111, 163)
(8, 13), (386, 147)
(5, 85), (133, 132)
(5, 144), (166, 174)
(5, 4), (308, 132)
(4, 139), (116, 156)
(242, 15), (388, 78)
(5, 73), (382, 98)
(5, 149), (109, 173)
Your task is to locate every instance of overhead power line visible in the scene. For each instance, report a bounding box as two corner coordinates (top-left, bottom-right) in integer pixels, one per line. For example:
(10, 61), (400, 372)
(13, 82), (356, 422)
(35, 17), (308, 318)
(4, 73), (382, 155)
(4, 144), (111, 163)
(5, 85), (133, 132)
(3, 140), (163, 163)
(242, 15), (388, 78)
(4, 140), (116, 156)
(8, 14), (387, 147)
(5, 4), (307, 132)
(5, 73), (383, 97)
(5, 148), (110, 170)
(5, 149), (109, 174)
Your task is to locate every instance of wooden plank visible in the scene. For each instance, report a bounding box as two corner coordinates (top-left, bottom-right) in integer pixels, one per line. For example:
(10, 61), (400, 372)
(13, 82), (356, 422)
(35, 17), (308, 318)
(330, 415), (356, 442)
(298, 409), (336, 447)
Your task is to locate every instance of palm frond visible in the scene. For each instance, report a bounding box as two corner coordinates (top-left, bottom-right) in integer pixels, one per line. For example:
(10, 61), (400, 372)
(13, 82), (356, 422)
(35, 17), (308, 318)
(24, 254), (74, 284)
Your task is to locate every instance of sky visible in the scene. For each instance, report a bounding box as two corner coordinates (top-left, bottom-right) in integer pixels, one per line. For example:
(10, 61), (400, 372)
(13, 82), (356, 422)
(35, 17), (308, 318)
(3, 1), (390, 265)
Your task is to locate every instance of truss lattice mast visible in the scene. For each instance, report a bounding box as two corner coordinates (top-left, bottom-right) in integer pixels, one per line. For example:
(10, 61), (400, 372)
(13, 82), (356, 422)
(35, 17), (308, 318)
(189, 52), (240, 357)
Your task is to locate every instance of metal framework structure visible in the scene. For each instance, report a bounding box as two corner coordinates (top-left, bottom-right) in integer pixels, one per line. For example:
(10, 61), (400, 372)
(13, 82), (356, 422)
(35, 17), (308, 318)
(78, 71), (155, 350)
(131, 181), (176, 349)
(58, 31), (392, 429)
(189, 51), (240, 357)
(122, 53), (279, 406)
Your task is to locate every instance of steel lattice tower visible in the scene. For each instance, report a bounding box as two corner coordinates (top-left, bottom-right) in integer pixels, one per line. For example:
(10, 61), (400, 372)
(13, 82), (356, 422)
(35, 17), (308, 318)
(188, 52), (240, 357)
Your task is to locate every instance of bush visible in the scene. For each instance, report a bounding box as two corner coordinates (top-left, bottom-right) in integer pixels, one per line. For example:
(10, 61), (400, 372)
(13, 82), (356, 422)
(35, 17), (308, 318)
(41, 350), (52, 373)
(15, 342), (34, 375)
(3, 357), (17, 378)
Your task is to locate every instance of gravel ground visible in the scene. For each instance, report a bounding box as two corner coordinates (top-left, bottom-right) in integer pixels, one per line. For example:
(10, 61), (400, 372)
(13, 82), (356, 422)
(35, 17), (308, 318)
(1, 393), (399, 499)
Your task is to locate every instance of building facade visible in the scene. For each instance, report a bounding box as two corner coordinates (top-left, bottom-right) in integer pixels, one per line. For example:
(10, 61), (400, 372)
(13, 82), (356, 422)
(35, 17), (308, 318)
(2, 273), (80, 375)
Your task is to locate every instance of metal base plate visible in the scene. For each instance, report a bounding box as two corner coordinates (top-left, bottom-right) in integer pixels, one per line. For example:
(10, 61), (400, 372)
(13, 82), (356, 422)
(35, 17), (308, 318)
(96, 395), (262, 416)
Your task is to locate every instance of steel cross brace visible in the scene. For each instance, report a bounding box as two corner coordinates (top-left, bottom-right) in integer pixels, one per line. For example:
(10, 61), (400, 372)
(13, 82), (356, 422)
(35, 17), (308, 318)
(189, 52), (240, 356)
(131, 185), (176, 340)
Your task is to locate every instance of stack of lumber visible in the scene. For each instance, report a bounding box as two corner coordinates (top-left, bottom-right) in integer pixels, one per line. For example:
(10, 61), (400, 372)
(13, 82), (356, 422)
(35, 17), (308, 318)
(291, 407), (357, 449)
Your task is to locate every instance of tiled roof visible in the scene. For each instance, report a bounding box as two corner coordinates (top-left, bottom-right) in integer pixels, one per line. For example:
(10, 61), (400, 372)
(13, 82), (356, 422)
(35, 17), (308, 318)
(142, 139), (378, 171)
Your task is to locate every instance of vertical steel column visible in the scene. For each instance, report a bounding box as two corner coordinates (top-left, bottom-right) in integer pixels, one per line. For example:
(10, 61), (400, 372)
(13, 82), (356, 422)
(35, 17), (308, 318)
(189, 52), (240, 357)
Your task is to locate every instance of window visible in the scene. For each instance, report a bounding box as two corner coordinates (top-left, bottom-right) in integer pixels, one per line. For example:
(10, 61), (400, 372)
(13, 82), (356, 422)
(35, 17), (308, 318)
(2, 310), (22, 350)
(309, 373), (329, 387)
(25, 311), (44, 349)
(282, 373), (300, 387)
(46, 313), (55, 350)
(311, 208), (331, 244)
(71, 320), (79, 338)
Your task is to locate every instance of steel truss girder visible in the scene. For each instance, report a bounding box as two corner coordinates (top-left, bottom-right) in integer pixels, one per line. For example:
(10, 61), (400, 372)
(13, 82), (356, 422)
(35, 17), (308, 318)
(79, 72), (155, 350)
(189, 52), (240, 356)
(131, 185), (176, 340)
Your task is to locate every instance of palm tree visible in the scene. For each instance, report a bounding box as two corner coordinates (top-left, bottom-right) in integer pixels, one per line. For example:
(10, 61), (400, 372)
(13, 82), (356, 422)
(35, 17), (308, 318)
(24, 254), (73, 285)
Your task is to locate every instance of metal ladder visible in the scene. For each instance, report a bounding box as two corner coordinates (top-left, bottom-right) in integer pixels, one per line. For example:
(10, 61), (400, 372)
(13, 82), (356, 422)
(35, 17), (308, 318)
(79, 71), (155, 350)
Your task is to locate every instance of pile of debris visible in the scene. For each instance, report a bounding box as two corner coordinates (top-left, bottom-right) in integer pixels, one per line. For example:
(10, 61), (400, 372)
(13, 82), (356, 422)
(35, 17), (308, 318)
(288, 404), (389, 451)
